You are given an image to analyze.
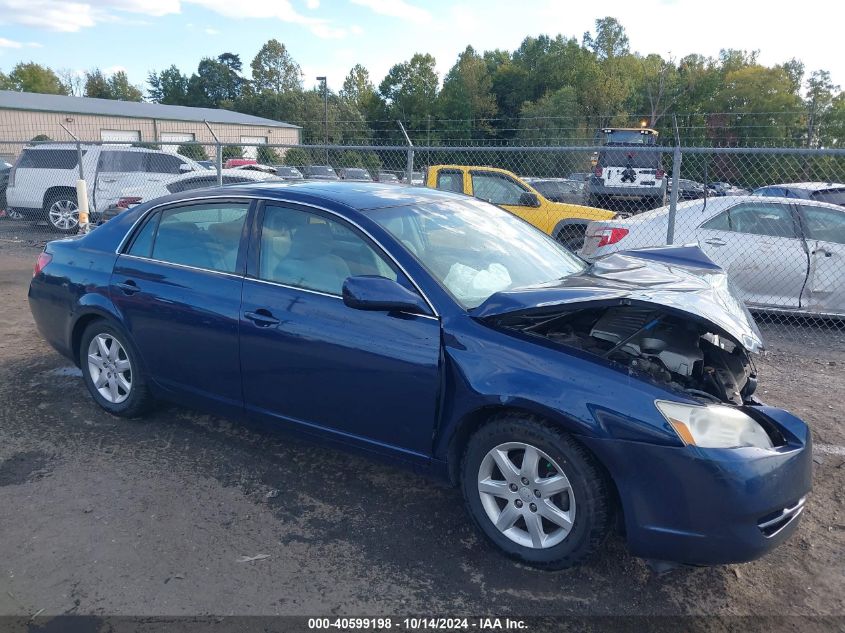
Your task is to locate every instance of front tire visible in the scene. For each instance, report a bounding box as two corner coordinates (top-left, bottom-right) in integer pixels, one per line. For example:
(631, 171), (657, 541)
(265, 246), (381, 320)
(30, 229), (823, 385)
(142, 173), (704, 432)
(461, 414), (612, 569)
(80, 321), (153, 418)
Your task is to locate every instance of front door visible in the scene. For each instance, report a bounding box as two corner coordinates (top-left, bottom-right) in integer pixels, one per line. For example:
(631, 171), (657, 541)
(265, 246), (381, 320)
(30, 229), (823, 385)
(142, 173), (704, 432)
(797, 204), (845, 314)
(110, 200), (251, 413)
(696, 201), (808, 310)
(239, 203), (441, 459)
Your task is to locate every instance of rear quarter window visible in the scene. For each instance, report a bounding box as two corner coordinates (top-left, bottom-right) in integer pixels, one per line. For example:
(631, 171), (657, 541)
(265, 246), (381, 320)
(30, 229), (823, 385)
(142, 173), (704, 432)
(17, 149), (84, 169)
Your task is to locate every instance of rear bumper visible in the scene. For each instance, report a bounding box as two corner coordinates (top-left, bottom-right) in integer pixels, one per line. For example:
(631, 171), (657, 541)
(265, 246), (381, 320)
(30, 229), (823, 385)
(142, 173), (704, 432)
(587, 185), (665, 200)
(580, 406), (812, 565)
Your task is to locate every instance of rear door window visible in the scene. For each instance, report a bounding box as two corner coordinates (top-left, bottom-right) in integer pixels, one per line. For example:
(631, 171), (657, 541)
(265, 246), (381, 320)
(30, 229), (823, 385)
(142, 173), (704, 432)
(98, 151), (146, 173)
(131, 202), (250, 273)
(701, 203), (798, 238)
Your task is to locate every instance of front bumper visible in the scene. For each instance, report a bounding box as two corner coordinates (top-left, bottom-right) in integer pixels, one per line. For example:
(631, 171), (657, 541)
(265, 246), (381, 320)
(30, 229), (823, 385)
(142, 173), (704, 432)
(580, 406), (812, 565)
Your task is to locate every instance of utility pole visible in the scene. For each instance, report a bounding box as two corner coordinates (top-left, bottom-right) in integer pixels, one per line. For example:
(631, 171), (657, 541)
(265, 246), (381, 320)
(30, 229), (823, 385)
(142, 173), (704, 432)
(317, 76), (328, 164)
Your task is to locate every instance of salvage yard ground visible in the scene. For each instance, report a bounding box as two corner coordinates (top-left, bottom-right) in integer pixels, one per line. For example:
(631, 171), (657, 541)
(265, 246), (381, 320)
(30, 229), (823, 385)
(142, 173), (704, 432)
(0, 239), (843, 621)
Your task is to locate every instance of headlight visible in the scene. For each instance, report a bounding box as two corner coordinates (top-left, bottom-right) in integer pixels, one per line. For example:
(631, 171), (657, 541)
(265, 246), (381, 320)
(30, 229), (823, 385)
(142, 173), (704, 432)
(656, 401), (774, 450)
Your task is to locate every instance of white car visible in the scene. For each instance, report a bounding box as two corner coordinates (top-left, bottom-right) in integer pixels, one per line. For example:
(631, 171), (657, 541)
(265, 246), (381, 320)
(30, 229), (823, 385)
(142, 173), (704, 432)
(5, 144), (205, 232)
(580, 196), (845, 316)
(114, 168), (282, 208)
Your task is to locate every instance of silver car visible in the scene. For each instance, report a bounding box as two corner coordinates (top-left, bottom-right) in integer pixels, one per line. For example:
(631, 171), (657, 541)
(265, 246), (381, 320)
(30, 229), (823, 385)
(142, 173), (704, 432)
(580, 195), (845, 316)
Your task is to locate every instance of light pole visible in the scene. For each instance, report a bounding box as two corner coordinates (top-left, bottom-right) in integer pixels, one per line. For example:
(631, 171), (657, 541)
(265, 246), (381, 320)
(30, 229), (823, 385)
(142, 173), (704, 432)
(316, 76), (328, 164)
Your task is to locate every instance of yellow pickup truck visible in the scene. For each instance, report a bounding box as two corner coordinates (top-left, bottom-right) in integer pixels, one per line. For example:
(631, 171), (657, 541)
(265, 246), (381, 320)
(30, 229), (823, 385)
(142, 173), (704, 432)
(425, 165), (615, 249)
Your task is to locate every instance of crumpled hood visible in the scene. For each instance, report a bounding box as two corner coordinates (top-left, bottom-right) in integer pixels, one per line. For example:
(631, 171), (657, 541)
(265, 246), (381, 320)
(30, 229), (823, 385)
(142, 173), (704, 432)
(472, 246), (765, 352)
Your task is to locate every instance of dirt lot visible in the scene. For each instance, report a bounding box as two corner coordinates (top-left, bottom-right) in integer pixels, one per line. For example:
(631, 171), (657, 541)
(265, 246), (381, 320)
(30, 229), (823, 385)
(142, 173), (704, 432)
(0, 238), (843, 626)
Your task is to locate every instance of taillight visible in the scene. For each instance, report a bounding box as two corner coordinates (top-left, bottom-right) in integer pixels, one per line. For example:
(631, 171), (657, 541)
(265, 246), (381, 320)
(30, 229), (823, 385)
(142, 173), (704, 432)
(33, 252), (52, 277)
(594, 165), (603, 177)
(589, 227), (629, 248)
(117, 196), (142, 208)
(656, 169), (665, 179)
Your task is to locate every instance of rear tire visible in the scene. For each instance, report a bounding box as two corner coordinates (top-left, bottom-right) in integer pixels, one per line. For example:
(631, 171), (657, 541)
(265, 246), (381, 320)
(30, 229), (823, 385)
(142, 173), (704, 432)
(44, 191), (79, 234)
(79, 320), (154, 418)
(461, 414), (612, 569)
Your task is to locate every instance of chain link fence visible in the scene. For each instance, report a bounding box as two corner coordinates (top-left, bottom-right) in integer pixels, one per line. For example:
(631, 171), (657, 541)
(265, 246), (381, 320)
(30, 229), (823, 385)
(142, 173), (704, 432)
(1, 137), (843, 343)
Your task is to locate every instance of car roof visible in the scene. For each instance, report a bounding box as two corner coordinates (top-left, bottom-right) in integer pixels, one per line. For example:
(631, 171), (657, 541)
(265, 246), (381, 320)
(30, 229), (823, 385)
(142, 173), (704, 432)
(761, 182), (845, 191)
(179, 180), (462, 210)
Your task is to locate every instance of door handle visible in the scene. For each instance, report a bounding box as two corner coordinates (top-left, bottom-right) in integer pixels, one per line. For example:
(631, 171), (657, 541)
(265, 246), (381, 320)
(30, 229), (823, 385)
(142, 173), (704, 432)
(704, 238), (726, 246)
(100, 178), (116, 183)
(116, 280), (140, 295)
(244, 309), (280, 327)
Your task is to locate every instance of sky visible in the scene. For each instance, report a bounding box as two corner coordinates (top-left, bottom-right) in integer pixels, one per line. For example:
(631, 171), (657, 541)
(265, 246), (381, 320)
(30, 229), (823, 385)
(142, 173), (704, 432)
(0, 0), (841, 96)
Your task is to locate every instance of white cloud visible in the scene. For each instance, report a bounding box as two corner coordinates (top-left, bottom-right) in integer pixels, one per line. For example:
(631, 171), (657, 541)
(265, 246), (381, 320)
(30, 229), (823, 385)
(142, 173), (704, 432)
(0, 37), (41, 48)
(0, 1), (100, 32)
(350, 24), (363, 35)
(306, 0), (319, 8)
(185, 0), (345, 38)
(204, 27), (219, 35)
(349, 0), (431, 24)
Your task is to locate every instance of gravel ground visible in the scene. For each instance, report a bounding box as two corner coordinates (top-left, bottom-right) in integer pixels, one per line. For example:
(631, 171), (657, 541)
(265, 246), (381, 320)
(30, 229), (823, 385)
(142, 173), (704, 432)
(0, 239), (843, 625)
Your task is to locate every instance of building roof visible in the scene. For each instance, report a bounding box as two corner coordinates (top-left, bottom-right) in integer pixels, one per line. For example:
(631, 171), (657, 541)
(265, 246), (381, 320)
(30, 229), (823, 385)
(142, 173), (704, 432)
(0, 90), (298, 128)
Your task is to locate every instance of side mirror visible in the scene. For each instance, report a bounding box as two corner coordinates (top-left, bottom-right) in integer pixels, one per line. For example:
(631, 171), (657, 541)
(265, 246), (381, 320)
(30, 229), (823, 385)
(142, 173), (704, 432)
(342, 276), (430, 315)
(519, 192), (541, 207)
(180, 163), (194, 173)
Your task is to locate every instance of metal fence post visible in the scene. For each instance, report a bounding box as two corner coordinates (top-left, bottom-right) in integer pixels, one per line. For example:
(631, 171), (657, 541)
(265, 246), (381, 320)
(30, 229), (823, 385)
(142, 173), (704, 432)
(666, 116), (682, 245)
(204, 120), (223, 186)
(397, 121), (414, 184)
(59, 123), (89, 234)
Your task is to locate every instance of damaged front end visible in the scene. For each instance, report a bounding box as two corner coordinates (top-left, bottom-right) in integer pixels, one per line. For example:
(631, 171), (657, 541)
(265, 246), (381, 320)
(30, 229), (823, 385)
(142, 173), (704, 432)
(474, 247), (765, 406)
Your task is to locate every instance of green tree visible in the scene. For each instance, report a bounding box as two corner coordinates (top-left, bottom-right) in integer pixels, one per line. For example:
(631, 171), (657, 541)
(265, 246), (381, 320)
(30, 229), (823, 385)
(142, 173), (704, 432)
(438, 46), (497, 140)
(361, 151), (382, 174)
(257, 145), (281, 164)
(583, 17), (629, 61)
(805, 70), (839, 148)
(338, 150), (363, 167)
(222, 145), (244, 160)
(283, 147), (310, 166)
(250, 39), (301, 93)
(5, 62), (68, 95)
(379, 53), (439, 132)
(186, 57), (243, 107)
(178, 143), (209, 160)
(85, 69), (142, 101)
(148, 65), (190, 104)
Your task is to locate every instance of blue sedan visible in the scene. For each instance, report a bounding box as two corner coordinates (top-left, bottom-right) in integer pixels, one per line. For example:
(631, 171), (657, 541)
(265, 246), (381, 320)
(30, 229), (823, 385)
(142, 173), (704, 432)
(28, 182), (811, 569)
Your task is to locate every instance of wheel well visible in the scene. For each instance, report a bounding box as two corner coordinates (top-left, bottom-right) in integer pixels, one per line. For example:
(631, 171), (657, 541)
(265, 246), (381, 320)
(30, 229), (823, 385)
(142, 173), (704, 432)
(71, 314), (104, 365)
(445, 405), (624, 531)
(43, 186), (78, 210)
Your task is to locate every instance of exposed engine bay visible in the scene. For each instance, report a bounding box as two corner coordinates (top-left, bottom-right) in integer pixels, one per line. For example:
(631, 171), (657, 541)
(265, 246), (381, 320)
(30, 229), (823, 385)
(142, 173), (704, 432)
(497, 305), (758, 405)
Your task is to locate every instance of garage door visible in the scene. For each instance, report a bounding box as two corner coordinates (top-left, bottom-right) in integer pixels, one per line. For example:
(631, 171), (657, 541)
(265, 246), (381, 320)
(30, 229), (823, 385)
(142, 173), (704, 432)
(240, 136), (267, 160)
(100, 130), (141, 146)
(161, 132), (195, 154)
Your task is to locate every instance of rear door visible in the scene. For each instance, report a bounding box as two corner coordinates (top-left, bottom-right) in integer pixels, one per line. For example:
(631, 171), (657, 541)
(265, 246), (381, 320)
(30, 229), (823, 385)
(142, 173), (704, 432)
(796, 204), (845, 314)
(95, 150), (148, 211)
(110, 199), (251, 415)
(696, 201), (808, 310)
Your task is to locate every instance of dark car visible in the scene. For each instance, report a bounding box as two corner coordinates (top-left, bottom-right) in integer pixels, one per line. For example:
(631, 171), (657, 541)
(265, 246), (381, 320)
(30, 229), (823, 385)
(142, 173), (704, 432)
(0, 161), (11, 215)
(273, 166), (304, 180)
(669, 178), (707, 201)
(338, 168), (373, 182)
(377, 172), (399, 183)
(29, 183), (811, 569)
(753, 182), (845, 206)
(302, 165), (339, 180)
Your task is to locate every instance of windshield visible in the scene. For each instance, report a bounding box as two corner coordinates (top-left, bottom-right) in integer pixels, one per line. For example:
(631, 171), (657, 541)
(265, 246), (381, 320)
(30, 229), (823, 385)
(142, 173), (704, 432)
(363, 198), (586, 309)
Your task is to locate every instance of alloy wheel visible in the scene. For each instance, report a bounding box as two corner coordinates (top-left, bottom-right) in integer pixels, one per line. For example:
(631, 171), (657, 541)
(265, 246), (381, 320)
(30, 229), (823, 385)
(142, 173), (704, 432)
(48, 199), (79, 231)
(477, 442), (576, 549)
(87, 333), (132, 404)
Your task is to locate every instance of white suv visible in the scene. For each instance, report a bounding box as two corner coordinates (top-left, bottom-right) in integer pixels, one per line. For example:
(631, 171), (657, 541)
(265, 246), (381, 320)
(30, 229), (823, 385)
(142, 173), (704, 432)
(5, 144), (204, 233)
